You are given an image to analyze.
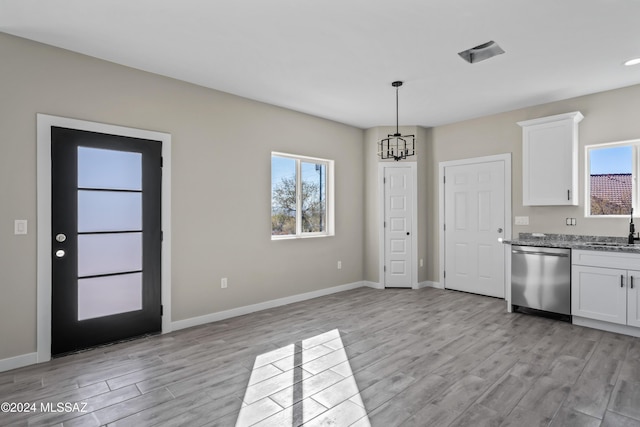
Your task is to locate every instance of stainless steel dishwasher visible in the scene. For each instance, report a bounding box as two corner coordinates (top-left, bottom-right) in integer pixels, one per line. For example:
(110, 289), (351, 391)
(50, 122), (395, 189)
(511, 245), (571, 317)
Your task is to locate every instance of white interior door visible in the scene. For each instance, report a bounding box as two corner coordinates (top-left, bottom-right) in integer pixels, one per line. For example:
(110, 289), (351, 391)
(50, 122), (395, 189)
(384, 166), (413, 288)
(444, 160), (505, 298)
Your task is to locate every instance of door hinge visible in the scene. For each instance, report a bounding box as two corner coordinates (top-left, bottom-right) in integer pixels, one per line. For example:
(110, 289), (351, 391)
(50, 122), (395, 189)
(444, 224), (446, 231)
(160, 305), (164, 316)
(383, 177), (386, 184)
(443, 176), (446, 184)
(161, 231), (164, 242)
(160, 156), (164, 168)
(384, 266), (386, 272)
(444, 271), (446, 278)
(384, 221), (386, 228)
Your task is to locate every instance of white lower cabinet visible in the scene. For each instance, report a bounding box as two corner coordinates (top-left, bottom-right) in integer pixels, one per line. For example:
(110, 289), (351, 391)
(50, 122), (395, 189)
(628, 270), (640, 328)
(572, 250), (640, 329)
(572, 265), (627, 324)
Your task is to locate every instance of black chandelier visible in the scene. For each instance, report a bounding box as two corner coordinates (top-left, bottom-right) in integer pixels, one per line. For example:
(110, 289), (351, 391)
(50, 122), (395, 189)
(378, 81), (415, 161)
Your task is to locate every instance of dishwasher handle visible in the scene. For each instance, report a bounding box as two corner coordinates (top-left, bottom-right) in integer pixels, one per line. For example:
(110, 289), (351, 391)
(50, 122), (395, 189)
(511, 249), (569, 257)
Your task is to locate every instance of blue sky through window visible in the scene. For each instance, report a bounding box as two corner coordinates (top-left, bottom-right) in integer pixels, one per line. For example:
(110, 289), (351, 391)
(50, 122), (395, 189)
(271, 156), (295, 191)
(590, 145), (632, 174)
(272, 156), (326, 190)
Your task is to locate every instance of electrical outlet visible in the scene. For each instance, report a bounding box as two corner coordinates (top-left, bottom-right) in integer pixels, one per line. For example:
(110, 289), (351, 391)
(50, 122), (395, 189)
(337, 261), (342, 270)
(515, 216), (529, 225)
(14, 219), (27, 235)
(221, 277), (228, 289)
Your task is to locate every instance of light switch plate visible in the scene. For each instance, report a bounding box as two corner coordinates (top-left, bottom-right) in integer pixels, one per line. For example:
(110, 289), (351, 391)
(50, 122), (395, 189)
(514, 216), (529, 225)
(14, 220), (27, 235)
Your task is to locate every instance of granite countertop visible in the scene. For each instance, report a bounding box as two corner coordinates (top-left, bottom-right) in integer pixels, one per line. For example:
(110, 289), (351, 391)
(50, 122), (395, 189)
(502, 233), (640, 254)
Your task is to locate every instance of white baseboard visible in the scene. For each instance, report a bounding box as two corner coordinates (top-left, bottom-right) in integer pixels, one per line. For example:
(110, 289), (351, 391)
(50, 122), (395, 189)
(573, 316), (640, 338)
(0, 352), (38, 373)
(1, 281), (405, 372)
(172, 281), (366, 331)
(363, 281), (383, 289)
(367, 281), (436, 290)
(420, 280), (443, 289)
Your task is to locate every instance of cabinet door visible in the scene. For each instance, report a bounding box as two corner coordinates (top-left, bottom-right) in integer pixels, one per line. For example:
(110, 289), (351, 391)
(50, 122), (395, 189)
(572, 265), (627, 324)
(519, 112), (582, 206)
(628, 270), (640, 328)
(522, 122), (575, 205)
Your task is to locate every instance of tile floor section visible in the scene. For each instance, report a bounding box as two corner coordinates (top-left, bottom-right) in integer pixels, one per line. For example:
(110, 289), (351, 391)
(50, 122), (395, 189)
(236, 329), (369, 426)
(0, 287), (640, 426)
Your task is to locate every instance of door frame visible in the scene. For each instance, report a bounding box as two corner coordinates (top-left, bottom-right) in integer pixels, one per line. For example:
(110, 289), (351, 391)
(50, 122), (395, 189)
(36, 114), (172, 363)
(378, 162), (418, 289)
(438, 153), (512, 295)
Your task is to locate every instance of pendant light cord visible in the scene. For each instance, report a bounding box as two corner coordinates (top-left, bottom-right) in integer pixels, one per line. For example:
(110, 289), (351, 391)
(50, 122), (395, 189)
(391, 81), (403, 137)
(396, 86), (399, 135)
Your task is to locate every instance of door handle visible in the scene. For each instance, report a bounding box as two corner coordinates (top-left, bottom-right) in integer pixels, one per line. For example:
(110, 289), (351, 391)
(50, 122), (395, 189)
(511, 250), (568, 257)
(55, 233), (67, 242)
(406, 232), (410, 236)
(497, 228), (503, 233)
(55, 249), (65, 258)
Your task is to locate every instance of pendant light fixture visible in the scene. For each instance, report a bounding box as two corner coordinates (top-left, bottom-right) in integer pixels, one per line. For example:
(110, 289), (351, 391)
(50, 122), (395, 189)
(378, 81), (415, 161)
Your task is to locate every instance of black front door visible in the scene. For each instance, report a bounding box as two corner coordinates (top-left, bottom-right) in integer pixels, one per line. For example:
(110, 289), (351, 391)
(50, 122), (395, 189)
(51, 126), (162, 356)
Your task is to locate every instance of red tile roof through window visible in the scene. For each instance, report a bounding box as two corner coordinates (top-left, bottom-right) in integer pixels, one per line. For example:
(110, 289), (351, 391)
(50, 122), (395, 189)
(590, 173), (632, 206)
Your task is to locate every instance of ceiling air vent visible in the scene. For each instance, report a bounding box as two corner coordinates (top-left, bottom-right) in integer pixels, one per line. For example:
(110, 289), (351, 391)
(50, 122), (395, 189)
(458, 41), (505, 64)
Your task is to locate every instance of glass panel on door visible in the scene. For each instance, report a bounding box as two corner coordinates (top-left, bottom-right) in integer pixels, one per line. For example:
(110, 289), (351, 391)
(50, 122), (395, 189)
(77, 147), (143, 322)
(77, 233), (142, 277)
(78, 273), (143, 321)
(78, 147), (142, 190)
(78, 191), (142, 232)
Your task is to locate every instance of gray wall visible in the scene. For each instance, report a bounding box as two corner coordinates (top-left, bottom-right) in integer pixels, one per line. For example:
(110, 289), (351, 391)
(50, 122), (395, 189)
(3, 29), (640, 362)
(0, 33), (365, 360)
(427, 83), (640, 282)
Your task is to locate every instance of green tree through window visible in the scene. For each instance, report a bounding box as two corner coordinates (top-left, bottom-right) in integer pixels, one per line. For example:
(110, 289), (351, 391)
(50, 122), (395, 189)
(271, 153), (332, 238)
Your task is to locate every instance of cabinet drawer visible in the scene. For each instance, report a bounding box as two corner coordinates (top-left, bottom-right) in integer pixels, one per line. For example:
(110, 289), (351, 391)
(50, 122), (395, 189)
(572, 249), (640, 269)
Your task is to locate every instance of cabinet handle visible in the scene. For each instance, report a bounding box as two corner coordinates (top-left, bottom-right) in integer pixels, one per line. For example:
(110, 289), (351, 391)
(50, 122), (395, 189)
(621, 275), (624, 288)
(632, 276), (635, 289)
(567, 190), (570, 200)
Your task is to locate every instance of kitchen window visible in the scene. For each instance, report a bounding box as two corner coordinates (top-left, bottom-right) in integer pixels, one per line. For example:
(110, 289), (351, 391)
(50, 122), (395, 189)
(586, 141), (639, 216)
(271, 152), (334, 239)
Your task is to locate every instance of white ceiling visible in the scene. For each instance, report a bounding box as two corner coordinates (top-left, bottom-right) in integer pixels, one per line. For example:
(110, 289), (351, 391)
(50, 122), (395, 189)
(2, 0), (640, 128)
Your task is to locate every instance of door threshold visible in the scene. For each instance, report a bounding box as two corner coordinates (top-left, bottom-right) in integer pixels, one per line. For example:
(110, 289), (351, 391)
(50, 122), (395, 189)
(52, 331), (161, 359)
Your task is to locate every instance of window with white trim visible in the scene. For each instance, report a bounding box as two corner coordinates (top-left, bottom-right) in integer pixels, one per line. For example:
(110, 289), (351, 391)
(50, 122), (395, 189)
(586, 141), (639, 216)
(271, 152), (334, 238)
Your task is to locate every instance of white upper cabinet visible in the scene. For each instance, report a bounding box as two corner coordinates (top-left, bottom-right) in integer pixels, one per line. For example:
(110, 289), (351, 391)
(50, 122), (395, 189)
(518, 111), (583, 206)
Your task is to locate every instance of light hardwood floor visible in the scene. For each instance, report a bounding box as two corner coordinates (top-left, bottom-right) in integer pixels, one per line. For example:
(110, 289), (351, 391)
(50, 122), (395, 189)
(1, 287), (640, 426)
